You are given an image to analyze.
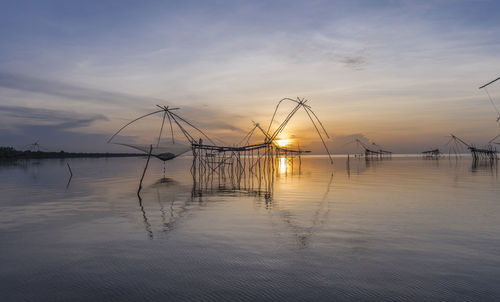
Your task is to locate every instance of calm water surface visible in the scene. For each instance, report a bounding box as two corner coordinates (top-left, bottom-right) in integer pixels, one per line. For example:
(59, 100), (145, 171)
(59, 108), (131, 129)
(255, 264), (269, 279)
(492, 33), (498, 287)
(0, 156), (499, 301)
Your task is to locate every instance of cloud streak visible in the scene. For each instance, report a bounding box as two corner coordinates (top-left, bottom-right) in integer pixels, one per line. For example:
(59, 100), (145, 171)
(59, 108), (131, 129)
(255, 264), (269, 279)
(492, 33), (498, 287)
(0, 105), (114, 151)
(0, 72), (167, 106)
(0, 104), (107, 129)
(0, 104), (107, 126)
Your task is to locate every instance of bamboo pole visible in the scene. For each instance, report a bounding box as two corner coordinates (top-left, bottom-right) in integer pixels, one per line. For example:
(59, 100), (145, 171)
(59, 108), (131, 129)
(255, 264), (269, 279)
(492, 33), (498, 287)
(138, 145), (153, 196)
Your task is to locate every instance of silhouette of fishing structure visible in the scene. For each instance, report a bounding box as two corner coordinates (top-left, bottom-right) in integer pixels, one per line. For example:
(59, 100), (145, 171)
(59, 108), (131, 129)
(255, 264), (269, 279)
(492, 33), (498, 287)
(191, 98), (330, 179)
(479, 76), (500, 124)
(22, 140), (48, 152)
(354, 139), (392, 159)
(490, 134), (500, 146)
(371, 142), (392, 157)
(444, 135), (464, 158)
(108, 98), (333, 193)
(422, 149), (441, 159)
(191, 156), (276, 209)
(448, 134), (497, 162)
(190, 140), (305, 204)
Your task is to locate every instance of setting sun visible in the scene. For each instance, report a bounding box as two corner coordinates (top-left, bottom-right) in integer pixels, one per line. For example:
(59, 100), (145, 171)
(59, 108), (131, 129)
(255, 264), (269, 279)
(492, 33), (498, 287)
(275, 138), (291, 147)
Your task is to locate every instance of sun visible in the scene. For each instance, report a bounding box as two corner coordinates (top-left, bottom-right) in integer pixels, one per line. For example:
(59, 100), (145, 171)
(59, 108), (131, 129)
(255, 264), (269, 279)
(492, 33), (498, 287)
(275, 138), (291, 147)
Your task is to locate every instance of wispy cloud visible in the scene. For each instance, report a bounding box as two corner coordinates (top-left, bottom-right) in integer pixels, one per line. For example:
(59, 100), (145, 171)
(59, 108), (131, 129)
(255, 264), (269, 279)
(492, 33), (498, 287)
(0, 105), (107, 127)
(0, 72), (166, 106)
(0, 105), (112, 151)
(0, 72), (247, 138)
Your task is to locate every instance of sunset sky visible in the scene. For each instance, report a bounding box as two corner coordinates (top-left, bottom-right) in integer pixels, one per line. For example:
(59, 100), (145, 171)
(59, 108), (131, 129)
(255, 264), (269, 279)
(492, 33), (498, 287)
(1, 0), (499, 153)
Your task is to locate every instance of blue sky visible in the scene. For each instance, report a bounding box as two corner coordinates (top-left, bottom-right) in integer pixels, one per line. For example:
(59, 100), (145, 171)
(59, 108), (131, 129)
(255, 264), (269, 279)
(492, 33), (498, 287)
(1, 0), (499, 153)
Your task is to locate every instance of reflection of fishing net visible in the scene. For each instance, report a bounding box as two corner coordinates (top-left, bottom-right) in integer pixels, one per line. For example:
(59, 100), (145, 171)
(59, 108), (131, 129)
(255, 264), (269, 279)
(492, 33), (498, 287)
(115, 142), (191, 161)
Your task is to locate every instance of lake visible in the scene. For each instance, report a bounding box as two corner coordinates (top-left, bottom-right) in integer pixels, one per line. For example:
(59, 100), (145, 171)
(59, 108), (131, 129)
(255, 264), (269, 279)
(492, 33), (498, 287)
(0, 155), (499, 301)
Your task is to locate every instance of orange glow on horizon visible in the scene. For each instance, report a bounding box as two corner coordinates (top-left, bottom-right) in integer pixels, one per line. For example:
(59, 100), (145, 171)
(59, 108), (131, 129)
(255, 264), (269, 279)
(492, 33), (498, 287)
(275, 134), (292, 147)
(275, 139), (291, 147)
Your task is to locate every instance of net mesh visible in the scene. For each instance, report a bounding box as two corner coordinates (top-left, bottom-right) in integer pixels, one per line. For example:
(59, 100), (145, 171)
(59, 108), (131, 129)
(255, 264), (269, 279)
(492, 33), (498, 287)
(115, 142), (191, 161)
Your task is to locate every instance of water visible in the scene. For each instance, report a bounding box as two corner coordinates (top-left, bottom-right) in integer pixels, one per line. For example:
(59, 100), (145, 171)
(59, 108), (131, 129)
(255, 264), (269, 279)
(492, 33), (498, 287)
(0, 156), (499, 301)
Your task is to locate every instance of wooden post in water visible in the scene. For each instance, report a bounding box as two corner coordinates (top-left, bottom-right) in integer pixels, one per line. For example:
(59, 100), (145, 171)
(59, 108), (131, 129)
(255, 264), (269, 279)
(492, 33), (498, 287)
(347, 154), (350, 178)
(138, 145), (153, 196)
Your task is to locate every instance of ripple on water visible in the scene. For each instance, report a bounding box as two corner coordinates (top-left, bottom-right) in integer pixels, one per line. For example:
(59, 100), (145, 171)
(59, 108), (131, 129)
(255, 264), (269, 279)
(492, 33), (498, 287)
(0, 156), (499, 301)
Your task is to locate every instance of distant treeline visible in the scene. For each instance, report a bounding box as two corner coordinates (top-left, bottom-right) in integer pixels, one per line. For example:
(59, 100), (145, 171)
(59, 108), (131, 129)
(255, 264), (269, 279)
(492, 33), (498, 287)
(0, 146), (144, 160)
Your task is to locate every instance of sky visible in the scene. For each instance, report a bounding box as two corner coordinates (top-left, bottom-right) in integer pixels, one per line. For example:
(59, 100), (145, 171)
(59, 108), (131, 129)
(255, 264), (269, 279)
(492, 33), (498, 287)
(1, 0), (499, 153)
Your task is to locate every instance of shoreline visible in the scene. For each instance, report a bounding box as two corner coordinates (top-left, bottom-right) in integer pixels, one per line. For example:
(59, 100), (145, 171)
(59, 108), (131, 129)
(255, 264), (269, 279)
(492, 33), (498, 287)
(0, 147), (144, 160)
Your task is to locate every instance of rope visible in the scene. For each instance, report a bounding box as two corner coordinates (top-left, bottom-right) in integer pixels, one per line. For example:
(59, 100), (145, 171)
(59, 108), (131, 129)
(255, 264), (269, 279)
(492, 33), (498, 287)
(166, 111), (175, 144)
(107, 109), (164, 143)
(484, 87), (500, 116)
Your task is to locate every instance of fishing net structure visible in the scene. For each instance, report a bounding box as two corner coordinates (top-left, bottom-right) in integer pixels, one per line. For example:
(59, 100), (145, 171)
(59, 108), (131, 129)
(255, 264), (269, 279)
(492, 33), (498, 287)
(108, 105), (213, 161)
(108, 99), (334, 195)
(478, 77), (499, 158)
(235, 97), (333, 163)
(109, 99), (334, 163)
(115, 142), (191, 161)
(22, 140), (48, 152)
(479, 76), (500, 125)
(447, 134), (498, 161)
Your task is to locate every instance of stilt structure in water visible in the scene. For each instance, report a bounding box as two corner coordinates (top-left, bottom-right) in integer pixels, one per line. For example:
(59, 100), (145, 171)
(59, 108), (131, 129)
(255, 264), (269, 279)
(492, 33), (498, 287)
(478, 77), (500, 162)
(371, 142), (392, 157)
(449, 134), (498, 162)
(22, 140), (48, 152)
(108, 98), (333, 195)
(490, 134), (500, 147)
(354, 139), (392, 159)
(422, 149), (441, 159)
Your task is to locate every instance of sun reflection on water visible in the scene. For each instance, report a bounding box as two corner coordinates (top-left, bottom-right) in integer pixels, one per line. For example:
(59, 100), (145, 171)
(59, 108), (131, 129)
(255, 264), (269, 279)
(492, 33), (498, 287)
(279, 157), (288, 174)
